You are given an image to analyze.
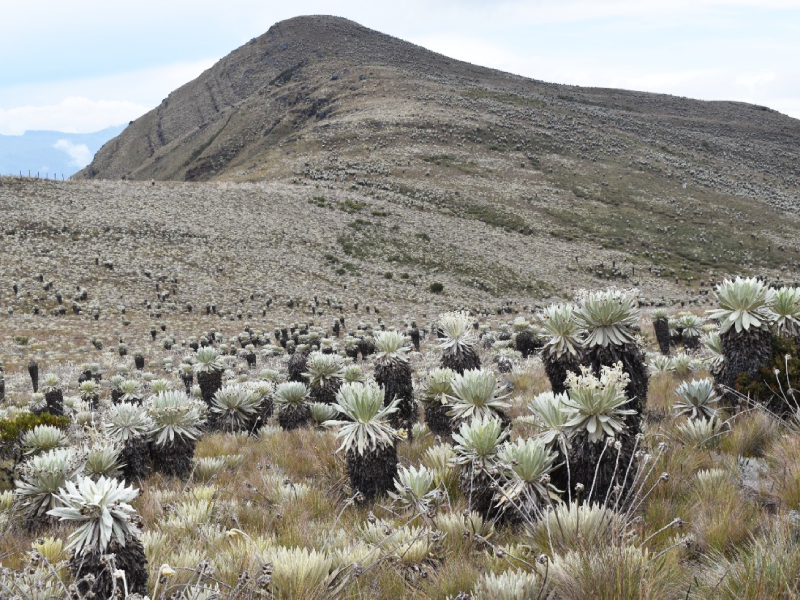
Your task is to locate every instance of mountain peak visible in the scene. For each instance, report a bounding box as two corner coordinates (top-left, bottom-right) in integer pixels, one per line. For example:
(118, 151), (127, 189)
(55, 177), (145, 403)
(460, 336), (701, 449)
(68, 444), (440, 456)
(78, 15), (498, 181)
(76, 16), (799, 222)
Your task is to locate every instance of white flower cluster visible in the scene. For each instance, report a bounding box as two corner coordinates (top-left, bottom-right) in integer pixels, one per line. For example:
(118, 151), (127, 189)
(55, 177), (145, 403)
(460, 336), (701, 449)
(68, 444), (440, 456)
(564, 362), (630, 395)
(562, 363), (635, 443)
(565, 362), (631, 393)
(573, 287), (640, 302)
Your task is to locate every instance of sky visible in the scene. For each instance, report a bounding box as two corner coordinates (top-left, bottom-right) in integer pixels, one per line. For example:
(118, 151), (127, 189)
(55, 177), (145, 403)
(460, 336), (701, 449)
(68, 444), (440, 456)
(1, 0), (799, 137)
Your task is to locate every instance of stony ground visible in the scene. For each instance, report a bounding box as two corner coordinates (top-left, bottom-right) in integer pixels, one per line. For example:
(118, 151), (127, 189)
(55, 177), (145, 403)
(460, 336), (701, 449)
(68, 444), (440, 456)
(1, 173), (799, 597)
(3, 174), (799, 372)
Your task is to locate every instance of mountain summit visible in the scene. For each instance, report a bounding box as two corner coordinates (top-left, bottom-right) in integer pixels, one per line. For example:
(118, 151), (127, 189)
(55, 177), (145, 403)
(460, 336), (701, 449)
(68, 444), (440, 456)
(80, 16), (799, 202)
(80, 15), (502, 181)
(74, 16), (800, 295)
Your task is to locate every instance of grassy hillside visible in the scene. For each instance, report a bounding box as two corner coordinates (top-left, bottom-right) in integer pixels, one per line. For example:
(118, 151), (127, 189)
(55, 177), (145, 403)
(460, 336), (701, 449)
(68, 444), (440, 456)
(71, 16), (800, 302)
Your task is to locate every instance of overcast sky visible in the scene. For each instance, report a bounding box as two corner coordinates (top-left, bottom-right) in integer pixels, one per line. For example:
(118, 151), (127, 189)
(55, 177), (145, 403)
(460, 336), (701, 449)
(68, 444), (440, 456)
(1, 0), (799, 135)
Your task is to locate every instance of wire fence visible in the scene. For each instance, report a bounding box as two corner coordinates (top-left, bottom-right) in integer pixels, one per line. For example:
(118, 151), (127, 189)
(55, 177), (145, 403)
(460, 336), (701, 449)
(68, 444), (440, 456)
(0, 171), (68, 180)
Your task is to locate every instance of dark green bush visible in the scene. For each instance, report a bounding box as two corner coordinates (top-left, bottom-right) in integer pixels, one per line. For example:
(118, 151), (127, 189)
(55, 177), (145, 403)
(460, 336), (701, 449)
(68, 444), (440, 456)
(429, 282), (444, 294)
(0, 412), (70, 444)
(736, 335), (800, 418)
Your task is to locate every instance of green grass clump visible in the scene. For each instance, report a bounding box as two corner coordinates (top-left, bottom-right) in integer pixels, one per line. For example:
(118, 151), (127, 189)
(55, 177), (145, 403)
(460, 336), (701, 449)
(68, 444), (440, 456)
(0, 413), (70, 444)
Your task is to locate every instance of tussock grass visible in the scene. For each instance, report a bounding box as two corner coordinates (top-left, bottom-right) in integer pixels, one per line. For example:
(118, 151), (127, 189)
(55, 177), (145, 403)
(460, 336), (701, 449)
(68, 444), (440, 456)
(256, 427), (343, 484)
(550, 543), (687, 600)
(420, 557), (483, 599)
(767, 434), (800, 510)
(647, 371), (678, 413)
(685, 475), (762, 555)
(721, 408), (781, 458)
(692, 517), (800, 599)
(507, 359), (550, 401)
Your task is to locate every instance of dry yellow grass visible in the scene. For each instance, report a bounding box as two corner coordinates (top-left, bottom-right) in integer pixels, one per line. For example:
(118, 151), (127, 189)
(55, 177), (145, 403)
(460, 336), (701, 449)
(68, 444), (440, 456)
(767, 433), (800, 511)
(2, 300), (799, 598)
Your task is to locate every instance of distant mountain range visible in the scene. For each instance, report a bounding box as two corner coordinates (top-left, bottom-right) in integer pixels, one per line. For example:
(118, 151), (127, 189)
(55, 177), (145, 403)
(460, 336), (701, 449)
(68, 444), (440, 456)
(0, 125), (125, 178)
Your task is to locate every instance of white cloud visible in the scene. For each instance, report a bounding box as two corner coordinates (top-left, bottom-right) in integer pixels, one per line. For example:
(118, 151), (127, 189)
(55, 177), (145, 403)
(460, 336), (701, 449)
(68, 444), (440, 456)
(0, 97), (148, 135)
(53, 139), (93, 168)
(0, 59), (215, 135)
(495, 0), (800, 25)
(412, 34), (800, 120)
(412, 35), (523, 71)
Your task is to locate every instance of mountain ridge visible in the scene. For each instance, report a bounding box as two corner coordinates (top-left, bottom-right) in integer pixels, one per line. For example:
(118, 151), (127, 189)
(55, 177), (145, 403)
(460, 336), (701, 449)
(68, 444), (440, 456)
(69, 15), (800, 299)
(80, 15), (799, 193)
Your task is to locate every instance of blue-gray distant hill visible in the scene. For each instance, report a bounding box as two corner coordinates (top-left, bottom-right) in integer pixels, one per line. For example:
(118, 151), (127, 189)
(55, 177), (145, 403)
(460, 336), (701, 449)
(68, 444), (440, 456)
(0, 125), (125, 178)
